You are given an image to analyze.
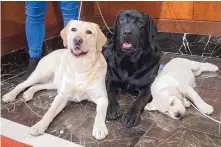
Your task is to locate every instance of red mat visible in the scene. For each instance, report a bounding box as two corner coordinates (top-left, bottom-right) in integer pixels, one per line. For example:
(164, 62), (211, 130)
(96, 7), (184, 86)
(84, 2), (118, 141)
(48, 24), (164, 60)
(1, 135), (32, 147)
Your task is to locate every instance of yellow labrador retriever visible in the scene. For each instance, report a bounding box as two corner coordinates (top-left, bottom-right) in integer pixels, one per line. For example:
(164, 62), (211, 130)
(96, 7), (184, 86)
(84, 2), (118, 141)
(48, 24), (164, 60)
(2, 20), (108, 140)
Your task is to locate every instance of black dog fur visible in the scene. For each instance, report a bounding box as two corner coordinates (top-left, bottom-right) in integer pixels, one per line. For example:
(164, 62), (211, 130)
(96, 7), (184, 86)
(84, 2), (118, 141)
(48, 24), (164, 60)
(102, 10), (161, 128)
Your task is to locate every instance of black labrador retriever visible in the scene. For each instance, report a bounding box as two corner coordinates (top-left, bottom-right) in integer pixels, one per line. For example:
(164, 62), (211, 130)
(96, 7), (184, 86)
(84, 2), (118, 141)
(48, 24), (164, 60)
(103, 10), (161, 128)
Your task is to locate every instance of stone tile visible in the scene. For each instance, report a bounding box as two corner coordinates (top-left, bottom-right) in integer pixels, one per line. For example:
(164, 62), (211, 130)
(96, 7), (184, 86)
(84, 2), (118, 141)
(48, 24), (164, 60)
(135, 122), (221, 147)
(135, 122), (185, 147)
(178, 129), (221, 147)
(134, 118), (157, 133)
(156, 113), (182, 127)
(155, 32), (221, 58)
(141, 111), (160, 122)
(198, 77), (221, 90)
(180, 107), (220, 137)
(1, 89), (96, 133)
(156, 32), (184, 53)
(46, 101), (96, 142)
(1, 91), (56, 127)
(72, 117), (148, 147)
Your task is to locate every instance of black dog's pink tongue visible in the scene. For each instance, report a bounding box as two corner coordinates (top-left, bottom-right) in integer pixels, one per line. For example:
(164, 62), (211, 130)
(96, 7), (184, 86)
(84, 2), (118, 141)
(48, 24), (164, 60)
(123, 42), (132, 48)
(73, 48), (82, 54)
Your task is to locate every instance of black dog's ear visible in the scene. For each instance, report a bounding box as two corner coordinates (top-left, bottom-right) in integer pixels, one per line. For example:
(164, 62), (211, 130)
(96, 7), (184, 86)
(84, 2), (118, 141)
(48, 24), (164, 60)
(145, 14), (158, 44)
(114, 11), (124, 27)
(112, 11), (124, 45)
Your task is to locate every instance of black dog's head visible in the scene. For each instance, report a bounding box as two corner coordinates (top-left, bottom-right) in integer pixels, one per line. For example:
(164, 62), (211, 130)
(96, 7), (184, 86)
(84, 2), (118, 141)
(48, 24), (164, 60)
(114, 10), (157, 55)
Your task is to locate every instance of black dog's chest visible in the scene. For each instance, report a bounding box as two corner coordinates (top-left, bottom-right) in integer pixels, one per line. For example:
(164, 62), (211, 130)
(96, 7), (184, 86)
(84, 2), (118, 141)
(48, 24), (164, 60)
(108, 59), (134, 79)
(107, 64), (145, 90)
(115, 63), (136, 79)
(106, 54), (160, 91)
(103, 42), (161, 91)
(107, 67), (131, 89)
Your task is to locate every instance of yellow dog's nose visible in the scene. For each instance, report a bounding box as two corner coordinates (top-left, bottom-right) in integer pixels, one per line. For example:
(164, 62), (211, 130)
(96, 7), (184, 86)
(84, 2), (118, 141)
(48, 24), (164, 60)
(73, 36), (83, 44)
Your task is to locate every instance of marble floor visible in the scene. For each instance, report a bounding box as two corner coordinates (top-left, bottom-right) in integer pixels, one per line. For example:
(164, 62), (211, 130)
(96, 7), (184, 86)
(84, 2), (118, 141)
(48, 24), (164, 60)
(1, 52), (221, 147)
(1, 117), (83, 147)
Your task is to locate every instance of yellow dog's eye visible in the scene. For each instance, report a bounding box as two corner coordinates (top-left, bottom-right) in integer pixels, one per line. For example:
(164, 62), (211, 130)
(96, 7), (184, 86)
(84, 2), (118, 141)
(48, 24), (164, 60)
(71, 28), (77, 32)
(86, 30), (92, 34)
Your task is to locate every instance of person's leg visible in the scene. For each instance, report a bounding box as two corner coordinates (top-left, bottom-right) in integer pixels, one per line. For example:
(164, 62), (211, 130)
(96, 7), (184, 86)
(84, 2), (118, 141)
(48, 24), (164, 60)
(25, 1), (47, 77)
(58, 1), (79, 27)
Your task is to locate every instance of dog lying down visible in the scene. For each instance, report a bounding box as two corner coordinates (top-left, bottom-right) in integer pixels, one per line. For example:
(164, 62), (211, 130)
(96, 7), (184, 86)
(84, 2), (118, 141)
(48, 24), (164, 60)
(145, 58), (219, 119)
(2, 20), (109, 140)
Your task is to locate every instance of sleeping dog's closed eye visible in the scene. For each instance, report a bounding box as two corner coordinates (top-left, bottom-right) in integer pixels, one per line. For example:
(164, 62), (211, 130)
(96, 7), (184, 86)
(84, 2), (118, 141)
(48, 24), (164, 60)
(170, 100), (174, 106)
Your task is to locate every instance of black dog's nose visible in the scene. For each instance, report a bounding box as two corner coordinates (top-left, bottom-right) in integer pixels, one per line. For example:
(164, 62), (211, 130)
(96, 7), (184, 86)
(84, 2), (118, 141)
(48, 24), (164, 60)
(124, 30), (132, 37)
(175, 112), (181, 118)
(73, 36), (83, 45)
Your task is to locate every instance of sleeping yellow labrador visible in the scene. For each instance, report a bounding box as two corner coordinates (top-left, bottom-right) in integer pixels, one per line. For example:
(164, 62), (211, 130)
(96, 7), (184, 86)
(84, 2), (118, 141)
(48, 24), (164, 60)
(2, 20), (109, 140)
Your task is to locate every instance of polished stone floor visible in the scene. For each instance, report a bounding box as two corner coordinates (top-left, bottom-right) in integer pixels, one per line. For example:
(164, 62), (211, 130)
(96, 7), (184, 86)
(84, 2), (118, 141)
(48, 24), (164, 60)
(1, 51), (221, 147)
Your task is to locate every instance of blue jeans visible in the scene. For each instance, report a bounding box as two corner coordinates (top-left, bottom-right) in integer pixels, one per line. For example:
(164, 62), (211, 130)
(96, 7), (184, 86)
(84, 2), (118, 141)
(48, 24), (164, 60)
(25, 1), (79, 58)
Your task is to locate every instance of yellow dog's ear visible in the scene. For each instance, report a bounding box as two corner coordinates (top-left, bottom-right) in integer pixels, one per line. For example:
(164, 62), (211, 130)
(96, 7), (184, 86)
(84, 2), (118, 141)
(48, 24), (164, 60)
(167, 87), (184, 98)
(60, 21), (72, 48)
(96, 24), (107, 52)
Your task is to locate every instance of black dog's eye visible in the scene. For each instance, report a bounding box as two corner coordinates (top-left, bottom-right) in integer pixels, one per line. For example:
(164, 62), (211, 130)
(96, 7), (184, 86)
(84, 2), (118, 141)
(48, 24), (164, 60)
(71, 28), (77, 32)
(136, 21), (142, 25)
(86, 30), (92, 34)
(120, 18), (125, 22)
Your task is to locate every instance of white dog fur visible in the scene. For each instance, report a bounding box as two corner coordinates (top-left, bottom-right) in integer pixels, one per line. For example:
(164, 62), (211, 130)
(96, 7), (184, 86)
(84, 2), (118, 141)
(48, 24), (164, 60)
(145, 58), (219, 119)
(2, 20), (109, 140)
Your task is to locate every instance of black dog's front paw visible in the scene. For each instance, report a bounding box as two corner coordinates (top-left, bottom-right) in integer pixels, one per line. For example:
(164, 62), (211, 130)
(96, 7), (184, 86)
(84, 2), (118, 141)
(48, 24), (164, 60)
(121, 108), (141, 128)
(106, 102), (121, 120)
